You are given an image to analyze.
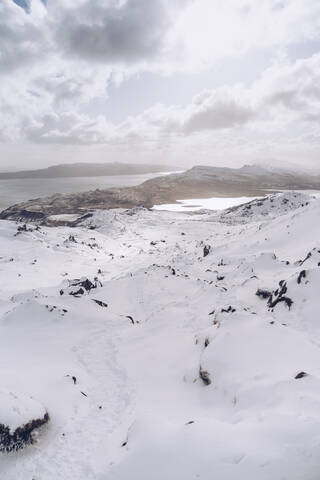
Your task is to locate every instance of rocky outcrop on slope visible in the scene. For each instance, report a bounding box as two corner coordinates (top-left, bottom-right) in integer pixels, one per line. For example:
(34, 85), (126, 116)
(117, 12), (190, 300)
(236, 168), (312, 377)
(0, 391), (49, 453)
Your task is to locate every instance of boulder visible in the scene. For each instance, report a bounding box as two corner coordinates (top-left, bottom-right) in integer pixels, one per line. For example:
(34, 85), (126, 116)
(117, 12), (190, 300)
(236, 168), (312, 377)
(0, 391), (49, 453)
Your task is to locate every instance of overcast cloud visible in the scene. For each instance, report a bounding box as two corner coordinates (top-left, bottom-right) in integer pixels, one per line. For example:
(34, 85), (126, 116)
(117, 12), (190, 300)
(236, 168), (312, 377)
(1, 0), (320, 170)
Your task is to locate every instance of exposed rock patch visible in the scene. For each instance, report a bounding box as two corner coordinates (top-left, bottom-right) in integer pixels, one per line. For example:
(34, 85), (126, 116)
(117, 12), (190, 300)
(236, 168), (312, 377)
(199, 367), (211, 385)
(0, 391), (49, 453)
(60, 277), (102, 297)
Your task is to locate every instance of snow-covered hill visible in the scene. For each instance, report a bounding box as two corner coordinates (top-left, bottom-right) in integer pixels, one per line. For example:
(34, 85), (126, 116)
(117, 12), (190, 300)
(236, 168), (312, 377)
(218, 191), (315, 222)
(0, 192), (320, 479)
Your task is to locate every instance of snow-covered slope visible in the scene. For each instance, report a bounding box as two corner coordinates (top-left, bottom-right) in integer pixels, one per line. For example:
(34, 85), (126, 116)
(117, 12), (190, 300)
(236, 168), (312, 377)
(0, 192), (320, 479)
(219, 191), (314, 222)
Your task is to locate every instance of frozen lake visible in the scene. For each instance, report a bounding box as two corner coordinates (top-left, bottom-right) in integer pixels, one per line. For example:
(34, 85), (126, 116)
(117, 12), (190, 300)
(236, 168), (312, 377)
(153, 196), (262, 212)
(153, 190), (320, 212)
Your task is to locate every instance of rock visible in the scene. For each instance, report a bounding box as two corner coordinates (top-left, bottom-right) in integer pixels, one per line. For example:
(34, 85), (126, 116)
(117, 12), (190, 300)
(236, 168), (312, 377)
(60, 277), (102, 297)
(203, 245), (211, 257)
(67, 235), (77, 243)
(298, 252), (312, 266)
(199, 367), (211, 385)
(0, 391), (49, 453)
(267, 281), (293, 310)
(256, 288), (272, 299)
(221, 306), (236, 313)
(66, 375), (77, 385)
(297, 270), (307, 284)
(14, 224), (33, 236)
(92, 299), (108, 308)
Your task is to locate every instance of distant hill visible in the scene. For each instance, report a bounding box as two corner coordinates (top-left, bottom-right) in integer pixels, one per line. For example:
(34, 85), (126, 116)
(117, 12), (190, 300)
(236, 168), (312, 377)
(1, 164), (320, 224)
(0, 162), (179, 179)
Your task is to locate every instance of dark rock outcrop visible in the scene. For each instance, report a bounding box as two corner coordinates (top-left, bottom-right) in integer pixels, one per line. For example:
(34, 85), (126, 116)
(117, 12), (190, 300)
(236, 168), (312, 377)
(267, 280), (293, 310)
(199, 367), (211, 385)
(295, 371), (308, 379)
(0, 412), (49, 453)
(60, 277), (102, 297)
(256, 288), (272, 299)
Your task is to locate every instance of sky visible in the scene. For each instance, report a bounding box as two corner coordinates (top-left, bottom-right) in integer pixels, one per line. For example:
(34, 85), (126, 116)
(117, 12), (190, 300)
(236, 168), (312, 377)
(1, 0), (320, 171)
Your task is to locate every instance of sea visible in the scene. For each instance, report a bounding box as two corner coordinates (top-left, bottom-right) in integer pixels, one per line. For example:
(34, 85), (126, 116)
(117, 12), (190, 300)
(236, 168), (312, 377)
(0, 172), (177, 211)
(1, 173), (319, 213)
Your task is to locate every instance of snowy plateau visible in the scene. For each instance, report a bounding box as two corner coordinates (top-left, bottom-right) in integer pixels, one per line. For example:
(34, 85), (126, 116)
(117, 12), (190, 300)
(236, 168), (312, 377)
(0, 192), (320, 480)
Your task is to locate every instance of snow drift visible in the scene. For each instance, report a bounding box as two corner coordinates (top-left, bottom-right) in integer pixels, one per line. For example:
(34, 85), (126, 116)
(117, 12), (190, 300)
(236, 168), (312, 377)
(0, 192), (320, 479)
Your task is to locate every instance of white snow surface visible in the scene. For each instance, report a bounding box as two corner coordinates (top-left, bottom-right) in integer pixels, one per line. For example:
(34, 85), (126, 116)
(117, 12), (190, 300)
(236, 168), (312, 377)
(0, 391), (46, 433)
(153, 191), (314, 214)
(0, 192), (320, 479)
(153, 196), (262, 212)
(47, 214), (82, 222)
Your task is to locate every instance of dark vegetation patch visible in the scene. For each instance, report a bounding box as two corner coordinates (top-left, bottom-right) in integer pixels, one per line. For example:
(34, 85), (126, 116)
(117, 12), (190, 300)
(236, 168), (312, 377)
(0, 412), (49, 453)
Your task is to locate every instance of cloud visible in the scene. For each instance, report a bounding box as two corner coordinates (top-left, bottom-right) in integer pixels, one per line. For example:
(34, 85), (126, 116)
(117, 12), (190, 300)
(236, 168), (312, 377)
(0, 0), (46, 74)
(170, 0), (320, 71)
(0, 0), (178, 78)
(182, 89), (254, 133)
(54, 0), (170, 65)
(100, 53), (320, 167)
(118, 86), (254, 136)
(1, 0), (320, 169)
(3, 53), (320, 149)
(24, 111), (114, 145)
(259, 53), (320, 123)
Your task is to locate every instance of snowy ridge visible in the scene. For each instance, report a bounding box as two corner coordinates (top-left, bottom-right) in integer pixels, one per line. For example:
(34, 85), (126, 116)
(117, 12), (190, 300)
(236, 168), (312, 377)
(0, 192), (320, 479)
(220, 191), (315, 221)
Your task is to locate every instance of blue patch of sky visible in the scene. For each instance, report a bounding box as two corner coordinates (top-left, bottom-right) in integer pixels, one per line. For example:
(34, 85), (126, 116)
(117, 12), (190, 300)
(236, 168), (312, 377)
(287, 39), (320, 61)
(12, 0), (47, 12)
(12, 0), (30, 12)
